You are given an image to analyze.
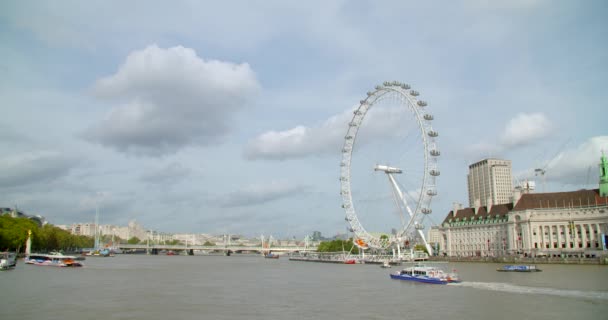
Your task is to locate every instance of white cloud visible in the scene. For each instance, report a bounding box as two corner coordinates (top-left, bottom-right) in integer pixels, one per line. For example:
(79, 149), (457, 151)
(84, 45), (260, 156)
(244, 106), (406, 160)
(500, 112), (553, 148)
(544, 136), (608, 185)
(466, 112), (553, 158)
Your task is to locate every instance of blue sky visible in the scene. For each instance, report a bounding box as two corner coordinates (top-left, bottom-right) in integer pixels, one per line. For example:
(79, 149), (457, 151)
(1, 1), (607, 239)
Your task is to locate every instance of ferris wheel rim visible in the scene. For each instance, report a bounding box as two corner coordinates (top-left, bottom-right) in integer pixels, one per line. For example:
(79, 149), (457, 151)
(340, 81), (440, 249)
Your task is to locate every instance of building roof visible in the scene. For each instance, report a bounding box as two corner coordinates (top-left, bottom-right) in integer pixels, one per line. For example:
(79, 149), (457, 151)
(513, 188), (608, 211)
(442, 203), (513, 224)
(441, 189), (608, 224)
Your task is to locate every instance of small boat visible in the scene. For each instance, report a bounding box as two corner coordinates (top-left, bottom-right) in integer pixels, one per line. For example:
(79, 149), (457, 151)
(380, 260), (391, 268)
(166, 250), (176, 256)
(264, 252), (280, 259)
(25, 253), (83, 267)
(390, 263), (461, 284)
(1, 251), (17, 270)
(497, 265), (542, 272)
(85, 248), (113, 257)
(344, 259), (357, 264)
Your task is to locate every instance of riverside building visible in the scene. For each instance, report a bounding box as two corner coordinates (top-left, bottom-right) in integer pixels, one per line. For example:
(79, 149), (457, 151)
(467, 158), (513, 208)
(438, 154), (608, 258)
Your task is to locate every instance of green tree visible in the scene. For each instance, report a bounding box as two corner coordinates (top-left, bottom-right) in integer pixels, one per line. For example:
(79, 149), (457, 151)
(203, 241), (215, 246)
(0, 215), (94, 253)
(127, 237), (141, 244)
(317, 239), (359, 254)
(414, 244), (428, 253)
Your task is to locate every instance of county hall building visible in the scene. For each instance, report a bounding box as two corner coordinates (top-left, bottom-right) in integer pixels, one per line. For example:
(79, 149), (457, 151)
(437, 154), (608, 258)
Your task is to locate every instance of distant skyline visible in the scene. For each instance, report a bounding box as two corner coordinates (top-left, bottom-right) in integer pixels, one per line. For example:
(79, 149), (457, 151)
(1, 1), (607, 238)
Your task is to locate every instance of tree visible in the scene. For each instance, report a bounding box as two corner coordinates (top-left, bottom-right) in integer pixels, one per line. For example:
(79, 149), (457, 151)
(414, 244), (428, 253)
(317, 239), (359, 254)
(0, 215), (93, 252)
(127, 237), (141, 244)
(203, 241), (215, 246)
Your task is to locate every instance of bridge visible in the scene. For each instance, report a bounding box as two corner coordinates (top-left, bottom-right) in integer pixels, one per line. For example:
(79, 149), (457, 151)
(116, 244), (318, 254)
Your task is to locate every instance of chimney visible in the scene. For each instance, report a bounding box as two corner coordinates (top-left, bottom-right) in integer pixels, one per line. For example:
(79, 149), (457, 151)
(512, 188), (522, 205)
(452, 202), (463, 217)
(487, 197), (493, 213)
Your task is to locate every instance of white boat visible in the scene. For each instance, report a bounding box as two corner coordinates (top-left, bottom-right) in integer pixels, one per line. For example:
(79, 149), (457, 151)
(390, 263), (461, 284)
(380, 260), (391, 268)
(1, 252), (17, 270)
(25, 252), (83, 267)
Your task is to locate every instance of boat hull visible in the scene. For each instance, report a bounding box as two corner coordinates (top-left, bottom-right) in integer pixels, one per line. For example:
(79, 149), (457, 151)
(390, 274), (448, 284)
(497, 265), (542, 272)
(25, 260), (82, 267)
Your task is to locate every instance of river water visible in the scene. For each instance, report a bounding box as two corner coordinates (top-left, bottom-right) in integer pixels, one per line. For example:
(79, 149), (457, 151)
(1, 254), (607, 320)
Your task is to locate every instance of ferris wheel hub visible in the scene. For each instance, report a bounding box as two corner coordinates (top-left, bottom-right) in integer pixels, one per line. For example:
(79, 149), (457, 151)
(373, 164), (403, 174)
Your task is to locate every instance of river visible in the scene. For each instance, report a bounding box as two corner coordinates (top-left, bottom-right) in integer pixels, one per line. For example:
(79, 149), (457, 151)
(1, 254), (607, 320)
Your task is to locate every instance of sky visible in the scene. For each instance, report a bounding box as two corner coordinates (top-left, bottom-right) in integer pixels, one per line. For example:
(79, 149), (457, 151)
(1, 1), (607, 239)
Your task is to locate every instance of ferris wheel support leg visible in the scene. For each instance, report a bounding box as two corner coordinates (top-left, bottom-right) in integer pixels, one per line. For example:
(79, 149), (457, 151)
(417, 230), (434, 256)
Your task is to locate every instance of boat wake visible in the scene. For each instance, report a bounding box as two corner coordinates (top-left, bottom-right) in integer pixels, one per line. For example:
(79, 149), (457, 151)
(451, 281), (608, 301)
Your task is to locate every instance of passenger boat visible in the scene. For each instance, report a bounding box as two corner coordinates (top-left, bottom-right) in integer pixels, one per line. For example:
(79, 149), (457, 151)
(264, 253), (280, 259)
(497, 265), (542, 272)
(85, 248), (113, 257)
(390, 263), (461, 284)
(25, 253), (83, 267)
(1, 251), (17, 270)
(264, 252), (280, 259)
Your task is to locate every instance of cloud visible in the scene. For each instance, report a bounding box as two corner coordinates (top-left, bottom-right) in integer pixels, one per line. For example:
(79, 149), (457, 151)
(140, 162), (192, 185)
(544, 136), (608, 185)
(0, 151), (78, 188)
(465, 112), (553, 158)
(244, 105), (406, 160)
(213, 181), (309, 208)
(500, 112), (553, 148)
(84, 45), (260, 156)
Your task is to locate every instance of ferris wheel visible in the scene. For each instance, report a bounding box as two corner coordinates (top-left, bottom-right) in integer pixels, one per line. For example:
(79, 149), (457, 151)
(340, 81), (440, 253)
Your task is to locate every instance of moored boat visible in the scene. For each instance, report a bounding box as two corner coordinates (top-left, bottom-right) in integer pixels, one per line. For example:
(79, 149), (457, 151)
(344, 259), (357, 264)
(264, 253), (279, 259)
(497, 265), (542, 272)
(25, 253), (83, 267)
(380, 260), (391, 268)
(390, 263), (461, 284)
(1, 251), (17, 270)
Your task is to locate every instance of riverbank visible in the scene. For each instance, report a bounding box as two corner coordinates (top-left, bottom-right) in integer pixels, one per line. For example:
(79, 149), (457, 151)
(428, 255), (608, 265)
